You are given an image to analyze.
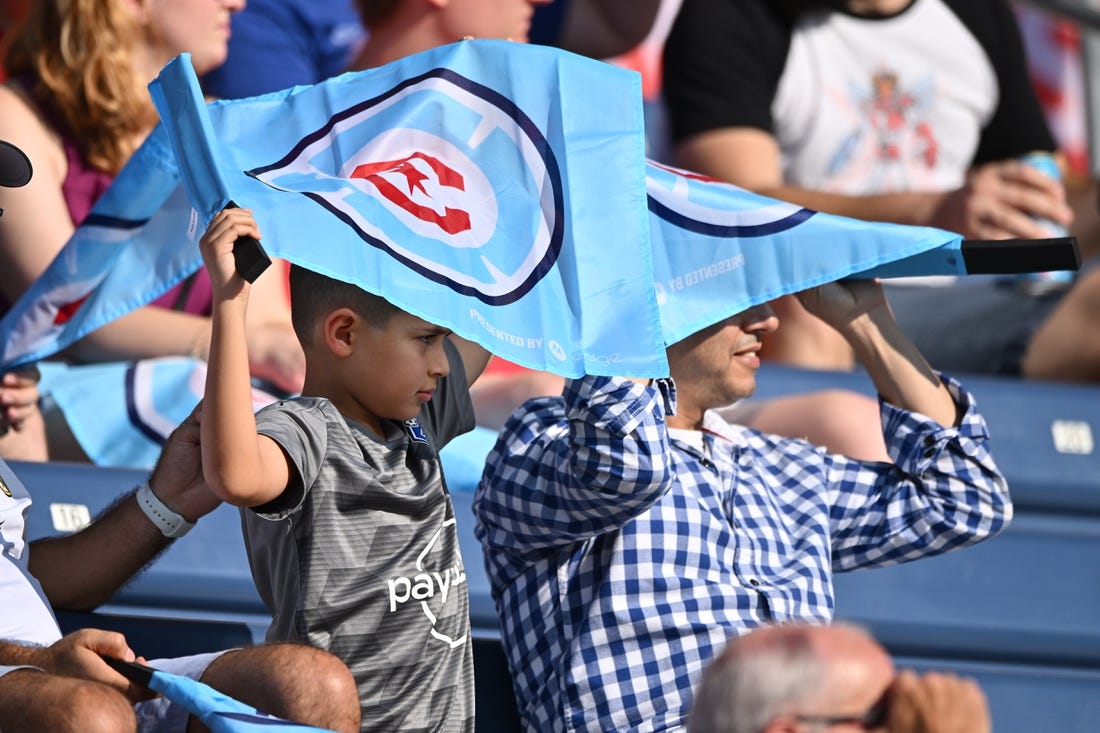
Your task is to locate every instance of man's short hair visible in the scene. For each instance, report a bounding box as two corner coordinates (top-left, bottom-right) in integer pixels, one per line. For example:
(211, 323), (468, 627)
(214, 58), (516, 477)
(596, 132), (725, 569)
(355, 0), (402, 29)
(689, 626), (825, 733)
(288, 264), (402, 345)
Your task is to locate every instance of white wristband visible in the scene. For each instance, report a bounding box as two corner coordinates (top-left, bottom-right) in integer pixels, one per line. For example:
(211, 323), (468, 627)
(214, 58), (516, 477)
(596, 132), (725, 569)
(135, 482), (194, 539)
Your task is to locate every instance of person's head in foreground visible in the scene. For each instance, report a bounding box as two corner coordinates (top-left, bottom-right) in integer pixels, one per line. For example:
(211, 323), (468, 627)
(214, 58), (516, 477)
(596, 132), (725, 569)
(689, 622), (991, 733)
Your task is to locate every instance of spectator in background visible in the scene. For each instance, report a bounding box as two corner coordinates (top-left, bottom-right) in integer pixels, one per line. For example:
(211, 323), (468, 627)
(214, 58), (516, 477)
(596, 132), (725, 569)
(0, 0), (304, 462)
(689, 623), (991, 733)
(202, 0), (365, 99)
(662, 0), (1095, 383)
(201, 0), (665, 101)
(529, 0), (664, 60)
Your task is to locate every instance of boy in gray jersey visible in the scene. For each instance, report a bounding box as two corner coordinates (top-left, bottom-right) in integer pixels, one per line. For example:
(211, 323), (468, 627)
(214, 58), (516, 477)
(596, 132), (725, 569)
(197, 208), (492, 733)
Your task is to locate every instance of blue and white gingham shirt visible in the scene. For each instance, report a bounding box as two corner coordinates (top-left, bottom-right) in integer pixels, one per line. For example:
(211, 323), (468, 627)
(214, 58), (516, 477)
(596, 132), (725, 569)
(472, 374), (1011, 733)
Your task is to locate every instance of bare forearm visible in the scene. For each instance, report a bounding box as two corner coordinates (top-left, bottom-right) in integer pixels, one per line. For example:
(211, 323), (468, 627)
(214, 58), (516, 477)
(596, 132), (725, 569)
(843, 306), (957, 427)
(755, 184), (945, 228)
(29, 492), (169, 610)
(202, 299), (272, 504)
(676, 131), (946, 227)
(0, 640), (49, 667)
(66, 307), (212, 363)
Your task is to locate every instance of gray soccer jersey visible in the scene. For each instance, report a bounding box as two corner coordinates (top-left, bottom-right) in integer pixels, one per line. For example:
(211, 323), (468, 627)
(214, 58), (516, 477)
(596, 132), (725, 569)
(243, 342), (476, 732)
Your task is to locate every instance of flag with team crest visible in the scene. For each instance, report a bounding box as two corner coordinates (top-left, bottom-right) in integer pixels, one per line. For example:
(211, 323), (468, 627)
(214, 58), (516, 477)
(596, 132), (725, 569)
(0, 126), (203, 370)
(0, 39), (1043, 382)
(0, 40), (664, 378)
(644, 160), (966, 345)
(148, 41), (664, 379)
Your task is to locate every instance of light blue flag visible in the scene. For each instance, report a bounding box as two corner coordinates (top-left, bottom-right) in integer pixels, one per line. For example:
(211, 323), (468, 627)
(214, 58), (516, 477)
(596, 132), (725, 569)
(0, 128), (202, 371)
(0, 41), (1066, 381)
(36, 357), (278, 468)
(149, 41), (666, 378)
(103, 657), (340, 733)
(148, 669), (341, 733)
(645, 161), (964, 345)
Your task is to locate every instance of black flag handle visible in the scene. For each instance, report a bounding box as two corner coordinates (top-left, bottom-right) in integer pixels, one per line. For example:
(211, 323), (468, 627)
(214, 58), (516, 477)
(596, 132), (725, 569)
(101, 654), (156, 689)
(225, 200), (272, 283)
(960, 236), (1080, 275)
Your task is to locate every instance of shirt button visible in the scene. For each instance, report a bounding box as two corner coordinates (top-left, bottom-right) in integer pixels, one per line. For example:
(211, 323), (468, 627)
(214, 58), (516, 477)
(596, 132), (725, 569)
(748, 578), (760, 587)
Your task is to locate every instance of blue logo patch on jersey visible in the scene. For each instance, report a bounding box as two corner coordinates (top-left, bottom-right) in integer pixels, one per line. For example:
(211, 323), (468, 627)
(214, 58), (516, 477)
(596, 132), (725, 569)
(404, 418), (429, 444)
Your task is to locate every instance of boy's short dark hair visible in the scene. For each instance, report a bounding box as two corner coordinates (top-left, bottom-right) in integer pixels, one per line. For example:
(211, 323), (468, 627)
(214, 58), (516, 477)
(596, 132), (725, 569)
(288, 264), (403, 346)
(355, 0), (401, 29)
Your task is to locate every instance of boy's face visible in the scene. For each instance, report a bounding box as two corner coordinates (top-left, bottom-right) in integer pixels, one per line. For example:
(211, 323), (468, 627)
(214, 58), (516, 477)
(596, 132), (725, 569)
(348, 310), (452, 431)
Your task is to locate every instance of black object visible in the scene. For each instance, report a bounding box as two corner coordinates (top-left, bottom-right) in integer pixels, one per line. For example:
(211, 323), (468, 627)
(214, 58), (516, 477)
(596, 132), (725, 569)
(961, 237), (1080, 274)
(100, 654), (156, 689)
(0, 140), (32, 188)
(225, 200), (271, 283)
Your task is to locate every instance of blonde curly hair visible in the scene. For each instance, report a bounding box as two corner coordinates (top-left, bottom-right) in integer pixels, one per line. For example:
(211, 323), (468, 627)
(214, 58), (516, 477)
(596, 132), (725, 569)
(2, 0), (157, 174)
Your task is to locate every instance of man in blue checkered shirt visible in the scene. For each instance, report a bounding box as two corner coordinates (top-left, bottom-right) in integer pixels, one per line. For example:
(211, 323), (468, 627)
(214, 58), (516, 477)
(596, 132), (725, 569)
(472, 279), (1011, 733)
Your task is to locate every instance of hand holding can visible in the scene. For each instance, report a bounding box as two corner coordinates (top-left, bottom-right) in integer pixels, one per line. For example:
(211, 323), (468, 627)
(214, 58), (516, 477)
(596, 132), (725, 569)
(1016, 151), (1075, 295)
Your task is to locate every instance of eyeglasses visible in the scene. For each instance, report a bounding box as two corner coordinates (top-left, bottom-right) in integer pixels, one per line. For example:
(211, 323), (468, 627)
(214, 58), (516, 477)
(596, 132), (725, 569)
(792, 690), (889, 729)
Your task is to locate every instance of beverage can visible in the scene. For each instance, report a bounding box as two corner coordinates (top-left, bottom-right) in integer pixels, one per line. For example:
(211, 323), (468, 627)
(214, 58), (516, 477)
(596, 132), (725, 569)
(1015, 151), (1075, 295)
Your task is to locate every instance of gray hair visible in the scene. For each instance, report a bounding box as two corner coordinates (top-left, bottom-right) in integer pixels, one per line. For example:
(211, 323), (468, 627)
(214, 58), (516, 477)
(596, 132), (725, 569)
(688, 626), (827, 733)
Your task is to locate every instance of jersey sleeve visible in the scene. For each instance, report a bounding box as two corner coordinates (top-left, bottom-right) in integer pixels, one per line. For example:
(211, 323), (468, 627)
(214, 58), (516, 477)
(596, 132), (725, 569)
(947, 0), (1057, 162)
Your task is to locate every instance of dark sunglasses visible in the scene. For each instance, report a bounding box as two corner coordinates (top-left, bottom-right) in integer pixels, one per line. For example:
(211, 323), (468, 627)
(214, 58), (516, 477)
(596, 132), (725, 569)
(792, 688), (889, 729)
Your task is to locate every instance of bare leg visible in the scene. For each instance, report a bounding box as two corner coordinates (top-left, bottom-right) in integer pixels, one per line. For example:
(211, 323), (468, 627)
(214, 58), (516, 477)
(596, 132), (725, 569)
(1022, 266), (1100, 383)
(0, 669), (136, 733)
(189, 643), (360, 733)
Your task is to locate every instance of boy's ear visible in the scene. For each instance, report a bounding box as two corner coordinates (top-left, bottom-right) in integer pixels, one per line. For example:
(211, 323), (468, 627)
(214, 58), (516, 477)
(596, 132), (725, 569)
(322, 307), (360, 357)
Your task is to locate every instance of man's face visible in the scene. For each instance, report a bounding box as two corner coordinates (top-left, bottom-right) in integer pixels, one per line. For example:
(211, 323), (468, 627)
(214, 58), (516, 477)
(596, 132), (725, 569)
(666, 303), (778, 413)
(440, 0), (554, 44)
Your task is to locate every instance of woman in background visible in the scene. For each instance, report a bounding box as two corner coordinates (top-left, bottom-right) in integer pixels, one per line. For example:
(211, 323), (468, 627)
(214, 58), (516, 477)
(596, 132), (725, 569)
(0, 0), (304, 461)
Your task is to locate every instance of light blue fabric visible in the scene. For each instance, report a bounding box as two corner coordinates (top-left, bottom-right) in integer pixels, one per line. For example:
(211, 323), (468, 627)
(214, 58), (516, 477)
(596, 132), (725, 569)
(38, 358), (276, 469)
(151, 43), (663, 378)
(0, 41), (972, 383)
(142, 659), (337, 733)
(0, 131), (199, 371)
(645, 161), (963, 345)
